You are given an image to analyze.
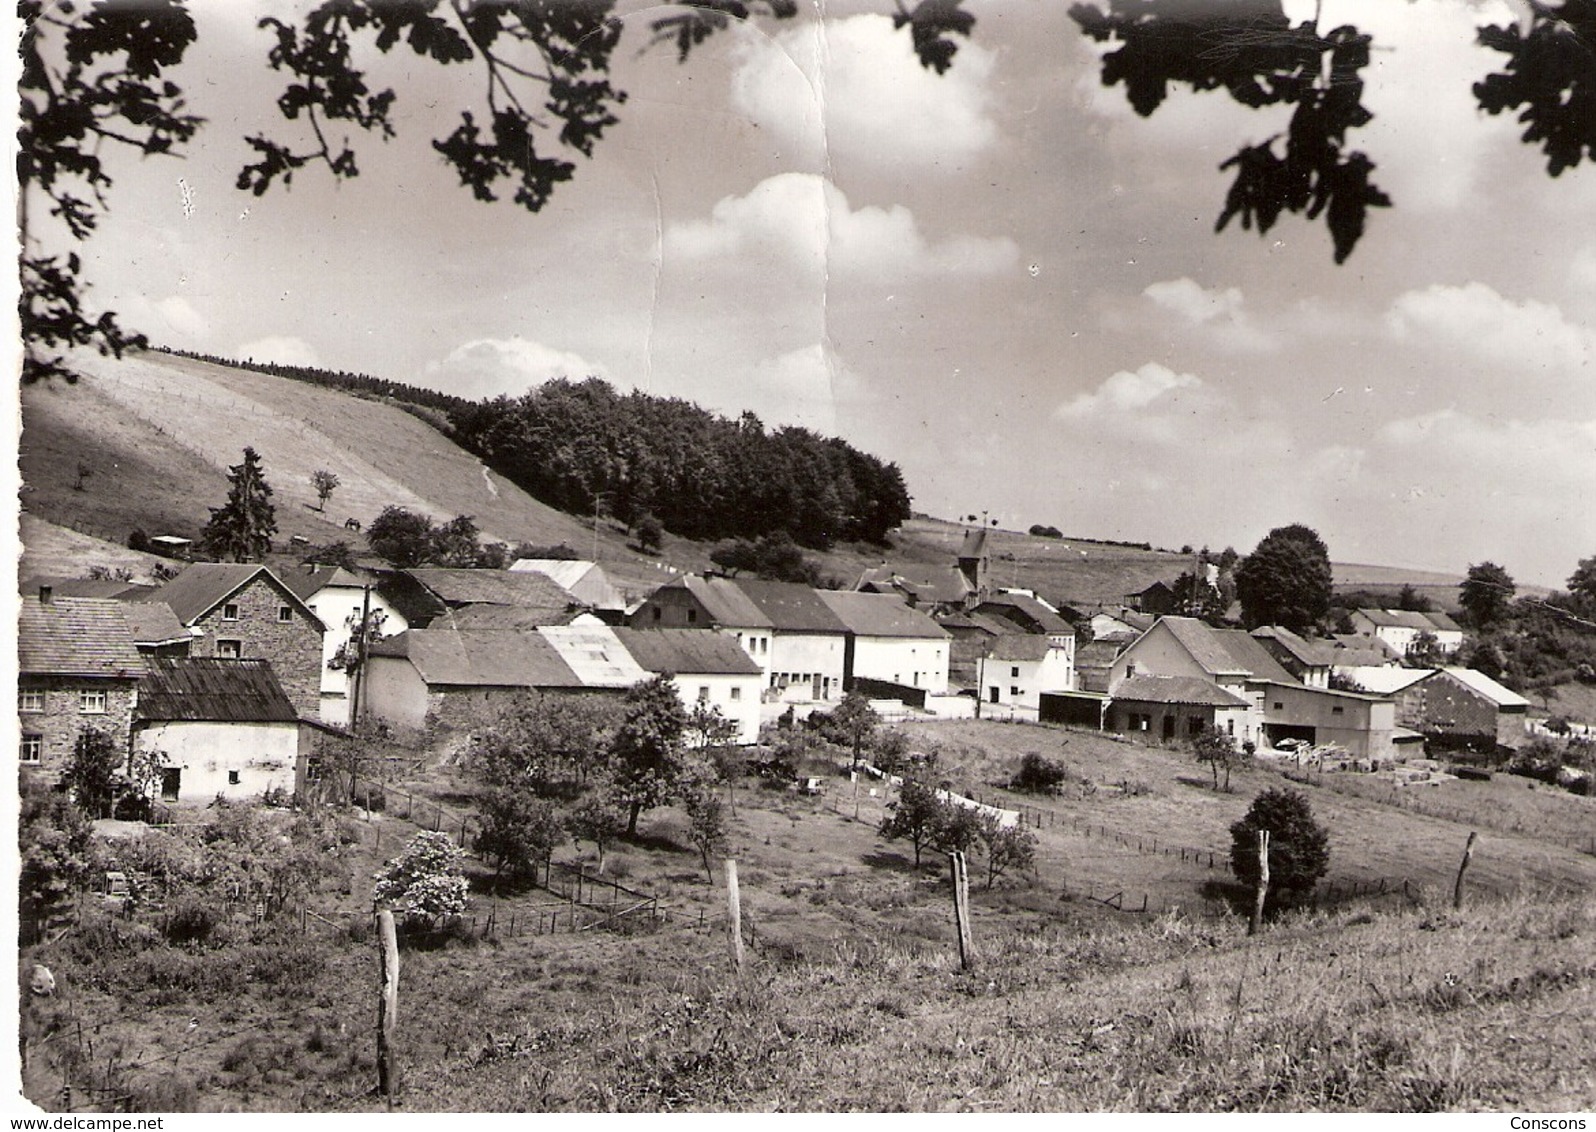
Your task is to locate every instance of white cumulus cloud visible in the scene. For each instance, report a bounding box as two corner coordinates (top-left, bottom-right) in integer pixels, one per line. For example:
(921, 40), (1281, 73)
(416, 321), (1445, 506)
(1143, 278), (1277, 352)
(731, 14), (998, 171)
(1385, 282), (1593, 373)
(236, 335), (318, 368)
(424, 338), (607, 401)
(1056, 362), (1204, 420)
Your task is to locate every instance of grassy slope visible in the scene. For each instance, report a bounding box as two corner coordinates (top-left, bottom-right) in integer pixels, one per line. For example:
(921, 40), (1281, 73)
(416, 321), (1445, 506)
(22, 718), (1595, 1112)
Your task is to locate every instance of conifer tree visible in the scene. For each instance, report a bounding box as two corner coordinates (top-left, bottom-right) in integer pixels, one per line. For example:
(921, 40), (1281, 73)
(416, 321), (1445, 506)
(202, 447), (277, 562)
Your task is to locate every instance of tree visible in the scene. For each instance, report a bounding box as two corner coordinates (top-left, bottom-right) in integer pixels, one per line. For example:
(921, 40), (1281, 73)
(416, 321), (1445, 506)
(1171, 569), (1230, 624)
(20, 781), (99, 931)
(1229, 788), (1330, 913)
(430, 514), (485, 567)
(1460, 561), (1516, 629)
(310, 469), (340, 512)
(684, 702), (743, 811)
(1234, 524), (1333, 632)
(200, 446), (277, 562)
(62, 726), (123, 818)
(681, 778), (729, 884)
(1406, 630), (1442, 668)
(817, 693), (879, 770)
(608, 675), (691, 836)
(469, 693), (620, 798)
(1568, 554), (1596, 614)
(977, 814), (1036, 889)
(935, 803), (983, 857)
(710, 531), (824, 585)
(366, 505), (436, 569)
(372, 830), (469, 929)
(878, 775), (947, 868)
(300, 540), (359, 570)
(565, 784), (628, 874)
(634, 512), (665, 554)
(1011, 751), (1070, 795)
(473, 786), (563, 883)
(1396, 584), (1434, 613)
(1192, 725), (1246, 792)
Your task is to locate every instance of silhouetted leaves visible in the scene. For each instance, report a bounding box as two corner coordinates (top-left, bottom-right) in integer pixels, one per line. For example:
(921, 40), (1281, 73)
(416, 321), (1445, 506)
(1476, 0), (1596, 177)
(892, 0), (976, 74)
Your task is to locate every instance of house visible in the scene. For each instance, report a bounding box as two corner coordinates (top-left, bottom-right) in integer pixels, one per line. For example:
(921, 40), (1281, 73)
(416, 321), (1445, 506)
(1416, 667), (1530, 753)
(937, 610), (1019, 688)
(279, 565), (410, 727)
(974, 591), (1073, 642)
(855, 564), (976, 612)
(17, 590), (145, 779)
(132, 563), (325, 718)
(734, 579), (849, 703)
(1328, 633), (1403, 670)
(1086, 608), (1155, 645)
(817, 590), (951, 696)
(1073, 638), (1126, 694)
(378, 566), (584, 629)
(1251, 625), (1336, 689)
(361, 628), (590, 730)
(612, 628), (764, 744)
(1349, 609), (1465, 658)
(1124, 579), (1179, 615)
(132, 658), (301, 802)
(629, 574), (775, 681)
(976, 634), (1076, 715)
(120, 602), (193, 658)
(536, 625), (652, 690)
(509, 559), (627, 619)
(1105, 676), (1250, 741)
(19, 575), (153, 601)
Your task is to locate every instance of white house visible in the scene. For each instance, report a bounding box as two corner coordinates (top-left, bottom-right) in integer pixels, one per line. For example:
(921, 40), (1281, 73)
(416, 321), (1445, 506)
(629, 575), (775, 683)
(977, 634), (1076, 714)
(132, 658), (301, 802)
(734, 578), (849, 703)
(281, 565), (408, 727)
(1349, 609), (1465, 658)
(613, 628), (764, 744)
(817, 590), (951, 695)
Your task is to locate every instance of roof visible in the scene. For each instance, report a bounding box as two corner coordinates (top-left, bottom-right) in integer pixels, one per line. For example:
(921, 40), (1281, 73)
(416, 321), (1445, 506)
(139, 563), (325, 629)
(1425, 610), (1462, 633)
(733, 579), (849, 634)
(509, 559), (626, 609)
(405, 567), (577, 609)
(1357, 608), (1461, 633)
(1252, 625), (1338, 667)
(136, 658), (298, 723)
(1330, 634), (1403, 664)
(958, 528), (990, 559)
(1155, 617), (1251, 677)
(537, 626), (651, 688)
(1439, 666), (1530, 708)
(612, 628), (763, 676)
(1075, 639), (1125, 668)
(368, 629), (584, 689)
(446, 604), (592, 630)
(855, 565), (973, 606)
(278, 565), (366, 601)
(817, 591), (949, 639)
(669, 575), (773, 629)
(939, 611), (1015, 637)
(1337, 666), (1433, 695)
(976, 592), (1072, 634)
(1112, 675), (1250, 708)
(1211, 629), (1299, 683)
(119, 601), (191, 647)
(18, 596), (146, 679)
(20, 575), (152, 600)
(986, 634), (1063, 662)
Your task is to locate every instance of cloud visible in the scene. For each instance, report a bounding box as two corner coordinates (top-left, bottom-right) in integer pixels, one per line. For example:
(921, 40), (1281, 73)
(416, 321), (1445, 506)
(124, 294), (209, 344)
(730, 14), (998, 171)
(423, 337), (607, 401)
(1056, 362), (1205, 423)
(1385, 282), (1593, 372)
(741, 343), (859, 435)
(664, 173), (1017, 282)
(1142, 278), (1277, 352)
(236, 335), (318, 368)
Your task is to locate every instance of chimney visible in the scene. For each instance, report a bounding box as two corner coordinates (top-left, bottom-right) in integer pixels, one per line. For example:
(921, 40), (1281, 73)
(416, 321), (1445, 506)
(38, 585), (52, 605)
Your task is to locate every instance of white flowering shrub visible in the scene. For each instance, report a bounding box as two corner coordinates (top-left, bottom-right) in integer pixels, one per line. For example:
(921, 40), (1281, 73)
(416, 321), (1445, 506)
(372, 831), (469, 927)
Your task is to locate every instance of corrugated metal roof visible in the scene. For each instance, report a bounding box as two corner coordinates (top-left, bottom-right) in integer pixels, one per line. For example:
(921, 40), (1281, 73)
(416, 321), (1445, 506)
(1338, 666), (1433, 695)
(817, 591), (949, 639)
(537, 625), (651, 688)
(734, 578), (849, 633)
(406, 567), (577, 608)
(369, 628), (584, 688)
(18, 596), (146, 678)
(1112, 675), (1250, 707)
(136, 658), (298, 723)
(139, 563), (325, 629)
(612, 628), (763, 676)
(1439, 666), (1530, 708)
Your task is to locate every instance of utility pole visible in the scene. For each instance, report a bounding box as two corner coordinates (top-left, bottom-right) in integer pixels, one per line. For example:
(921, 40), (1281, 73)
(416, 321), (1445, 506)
(350, 583), (373, 728)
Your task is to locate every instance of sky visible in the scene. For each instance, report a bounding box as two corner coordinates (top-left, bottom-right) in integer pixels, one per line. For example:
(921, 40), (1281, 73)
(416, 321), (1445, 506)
(17, 0), (1596, 587)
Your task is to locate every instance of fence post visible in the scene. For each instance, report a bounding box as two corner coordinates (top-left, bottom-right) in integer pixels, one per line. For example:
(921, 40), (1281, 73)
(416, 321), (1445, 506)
(725, 858), (744, 972)
(1453, 831), (1478, 912)
(1249, 829), (1270, 937)
(376, 908), (400, 1105)
(950, 850), (974, 971)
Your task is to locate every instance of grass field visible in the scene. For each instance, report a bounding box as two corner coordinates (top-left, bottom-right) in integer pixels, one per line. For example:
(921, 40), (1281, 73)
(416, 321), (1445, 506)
(20, 715), (1596, 1112)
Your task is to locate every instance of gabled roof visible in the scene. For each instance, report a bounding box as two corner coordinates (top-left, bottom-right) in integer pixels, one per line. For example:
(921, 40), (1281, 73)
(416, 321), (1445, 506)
(733, 579), (849, 634)
(1075, 639), (1125, 668)
(1339, 666), (1434, 695)
(816, 591), (949, 639)
(446, 604), (593, 630)
(1425, 610), (1462, 633)
(405, 567), (577, 609)
(18, 596), (146, 679)
(278, 565), (366, 602)
(1438, 666), (1530, 708)
(1252, 625), (1338, 667)
(136, 658), (298, 723)
(537, 625), (651, 688)
(139, 563), (325, 630)
(20, 575), (152, 600)
(509, 559), (626, 610)
(1357, 608), (1461, 633)
(1112, 675), (1250, 708)
(120, 602), (191, 647)
(368, 629), (584, 689)
(975, 592), (1072, 634)
(1211, 629), (1298, 683)
(666, 575), (773, 629)
(855, 565), (973, 606)
(612, 628), (763, 676)
(986, 634), (1063, 662)
(937, 611), (1014, 637)
(1330, 633), (1403, 664)
(958, 528), (990, 559)
(1154, 616), (1251, 677)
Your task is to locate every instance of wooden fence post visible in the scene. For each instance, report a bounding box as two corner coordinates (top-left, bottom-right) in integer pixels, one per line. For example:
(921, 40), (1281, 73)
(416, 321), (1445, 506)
(1248, 830), (1270, 937)
(1453, 831), (1477, 912)
(376, 908), (400, 1105)
(726, 858), (744, 972)
(950, 850), (974, 970)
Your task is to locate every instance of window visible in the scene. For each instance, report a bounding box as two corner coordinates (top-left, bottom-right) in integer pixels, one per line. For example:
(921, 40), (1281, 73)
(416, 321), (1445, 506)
(652, 607), (662, 622)
(1273, 702), (1284, 711)
(1188, 717), (1204, 736)
(1125, 662), (1137, 678)
(79, 689), (106, 714)
(228, 770), (241, 785)
(18, 688), (44, 713)
(20, 734), (42, 764)
(687, 609), (698, 624)
(217, 640), (242, 659)
(759, 638), (767, 654)
(1011, 666), (1020, 678)
(698, 685), (710, 702)
(222, 602), (240, 621)
(729, 686), (741, 702)
(1010, 685), (1020, 696)
(1331, 705), (1345, 715)
(278, 605), (293, 623)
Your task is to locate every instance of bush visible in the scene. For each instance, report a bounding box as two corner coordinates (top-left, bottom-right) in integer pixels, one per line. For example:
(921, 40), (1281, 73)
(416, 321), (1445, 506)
(1229, 788), (1330, 913)
(165, 898), (222, 945)
(1011, 751), (1070, 794)
(373, 831), (469, 928)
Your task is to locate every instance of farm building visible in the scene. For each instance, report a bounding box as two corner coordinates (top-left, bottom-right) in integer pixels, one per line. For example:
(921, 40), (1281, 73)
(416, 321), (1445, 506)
(817, 590), (951, 696)
(611, 628), (764, 744)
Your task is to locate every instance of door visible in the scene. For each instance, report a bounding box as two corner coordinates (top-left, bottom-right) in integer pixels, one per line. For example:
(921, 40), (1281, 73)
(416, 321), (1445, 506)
(813, 674), (823, 700)
(989, 686), (1000, 703)
(160, 767), (181, 802)
(1162, 715), (1176, 741)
